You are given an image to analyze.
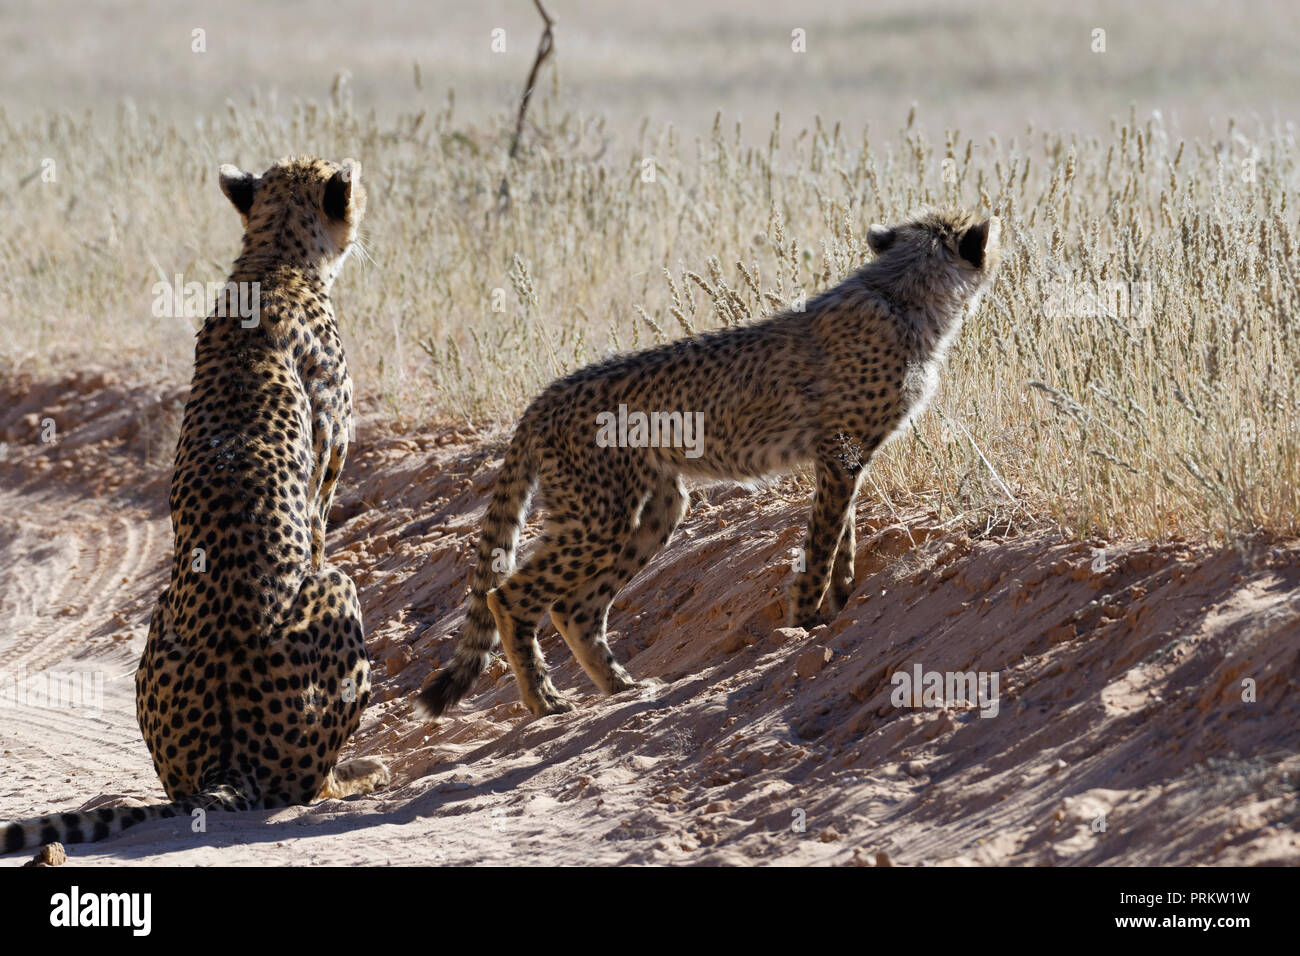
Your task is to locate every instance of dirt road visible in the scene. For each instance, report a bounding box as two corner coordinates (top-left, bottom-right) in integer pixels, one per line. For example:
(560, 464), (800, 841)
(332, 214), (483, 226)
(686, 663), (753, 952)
(1, 371), (1297, 865)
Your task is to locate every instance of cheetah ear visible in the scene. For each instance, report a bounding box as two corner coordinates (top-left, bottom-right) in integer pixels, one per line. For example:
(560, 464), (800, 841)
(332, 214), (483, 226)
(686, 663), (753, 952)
(867, 224), (896, 255)
(958, 217), (999, 270)
(219, 164), (257, 216)
(324, 159), (360, 222)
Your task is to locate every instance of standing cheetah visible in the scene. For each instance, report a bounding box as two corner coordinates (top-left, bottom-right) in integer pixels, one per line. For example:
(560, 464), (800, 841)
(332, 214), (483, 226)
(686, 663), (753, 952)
(3, 157), (388, 854)
(417, 208), (1002, 718)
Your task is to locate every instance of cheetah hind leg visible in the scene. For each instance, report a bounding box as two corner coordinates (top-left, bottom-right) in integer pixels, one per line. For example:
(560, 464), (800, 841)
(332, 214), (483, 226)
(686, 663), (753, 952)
(486, 504), (636, 717)
(551, 476), (688, 697)
(276, 566), (388, 802)
(317, 758), (391, 799)
(486, 587), (573, 716)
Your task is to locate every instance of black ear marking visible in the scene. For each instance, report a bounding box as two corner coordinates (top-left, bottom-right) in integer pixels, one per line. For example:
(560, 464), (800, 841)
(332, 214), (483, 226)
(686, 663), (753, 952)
(218, 164), (256, 216)
(324, 170), (351, 221)
(867, 224), (896, 254)
(959, 220), (989, 269)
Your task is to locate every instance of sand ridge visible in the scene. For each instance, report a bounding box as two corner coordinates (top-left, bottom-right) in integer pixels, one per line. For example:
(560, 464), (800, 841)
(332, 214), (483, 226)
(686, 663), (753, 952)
(1, 371), (1297, 866)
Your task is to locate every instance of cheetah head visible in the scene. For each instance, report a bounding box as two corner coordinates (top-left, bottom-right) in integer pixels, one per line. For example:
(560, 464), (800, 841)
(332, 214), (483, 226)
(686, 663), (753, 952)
(866, 208), (1002, 296)
(218, 156), (367, 277)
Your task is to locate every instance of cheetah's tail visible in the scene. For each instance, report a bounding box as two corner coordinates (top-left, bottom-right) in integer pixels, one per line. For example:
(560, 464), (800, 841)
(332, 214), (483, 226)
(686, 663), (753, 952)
(416, 428), (537, 718)
(2, 784), (254, 855)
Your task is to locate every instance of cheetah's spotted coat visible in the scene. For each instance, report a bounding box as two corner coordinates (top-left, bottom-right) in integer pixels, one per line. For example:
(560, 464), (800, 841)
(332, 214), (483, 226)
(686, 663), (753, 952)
(3, 156), (388, 854)
(418, 208), (1002, 718)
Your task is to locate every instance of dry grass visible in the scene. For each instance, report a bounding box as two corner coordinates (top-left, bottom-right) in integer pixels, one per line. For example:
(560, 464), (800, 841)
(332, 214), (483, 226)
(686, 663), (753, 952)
(1, 79), (1297, 542)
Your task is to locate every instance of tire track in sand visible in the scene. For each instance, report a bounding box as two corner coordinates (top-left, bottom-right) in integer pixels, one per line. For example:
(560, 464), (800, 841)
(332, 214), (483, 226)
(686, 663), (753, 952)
(0, 493), (162, 672)
(0, 489), (169, 817)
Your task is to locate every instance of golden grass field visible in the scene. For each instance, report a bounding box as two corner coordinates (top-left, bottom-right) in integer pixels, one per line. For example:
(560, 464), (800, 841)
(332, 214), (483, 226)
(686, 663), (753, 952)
(2, 1), (1300, 876)
(2, 0), (1298, 543)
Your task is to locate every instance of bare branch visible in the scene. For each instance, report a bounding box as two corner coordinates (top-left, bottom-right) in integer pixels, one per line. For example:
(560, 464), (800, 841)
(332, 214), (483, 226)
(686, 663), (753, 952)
(499, 0), (556, 204)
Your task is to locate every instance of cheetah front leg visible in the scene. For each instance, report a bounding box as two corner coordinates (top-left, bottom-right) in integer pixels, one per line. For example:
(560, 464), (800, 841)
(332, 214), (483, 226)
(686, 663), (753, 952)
(310, 441), (347, 570)
(791, 457), (860, 628)
(825, 477), (866, 617)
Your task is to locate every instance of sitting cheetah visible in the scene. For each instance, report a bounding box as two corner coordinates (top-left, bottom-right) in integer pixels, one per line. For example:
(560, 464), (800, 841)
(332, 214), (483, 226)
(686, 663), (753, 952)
(417, 208), (1001, 718)
(3, 156), (388, 854)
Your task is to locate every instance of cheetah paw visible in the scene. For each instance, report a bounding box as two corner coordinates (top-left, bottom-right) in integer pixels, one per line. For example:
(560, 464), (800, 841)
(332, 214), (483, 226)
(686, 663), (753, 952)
(529, 695), (575, 717)
(526, 680), (575, 717)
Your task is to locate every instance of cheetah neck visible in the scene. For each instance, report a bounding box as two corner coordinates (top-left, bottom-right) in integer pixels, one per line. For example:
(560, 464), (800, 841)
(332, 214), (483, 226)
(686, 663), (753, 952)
(229, 251), (340, 292)
(858, 269), (981, 361)
(902, 296), (969, 361)
(198, 261), (339, 356)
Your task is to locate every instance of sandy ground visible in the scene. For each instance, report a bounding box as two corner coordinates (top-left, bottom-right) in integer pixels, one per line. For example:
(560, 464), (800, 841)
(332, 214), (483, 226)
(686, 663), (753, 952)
(1, 370), (1297, 866)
